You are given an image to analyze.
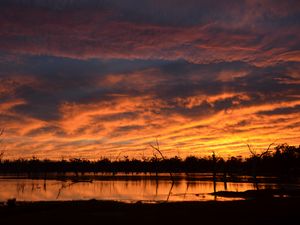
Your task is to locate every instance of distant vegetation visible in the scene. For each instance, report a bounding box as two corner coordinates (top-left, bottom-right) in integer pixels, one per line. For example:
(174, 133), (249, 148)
(0, 144), (299, 179)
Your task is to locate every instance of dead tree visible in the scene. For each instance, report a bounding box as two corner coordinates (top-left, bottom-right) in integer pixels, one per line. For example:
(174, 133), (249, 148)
(247, 142), (275, 189)
(149, 139), (174, 182)
(212, 151), (217, 197)
(152, 153), (159, 179)
(150, 139), (175, 201)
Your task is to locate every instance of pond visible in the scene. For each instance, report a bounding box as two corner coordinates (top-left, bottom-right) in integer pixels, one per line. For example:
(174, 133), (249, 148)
(0, 173), (292, 203)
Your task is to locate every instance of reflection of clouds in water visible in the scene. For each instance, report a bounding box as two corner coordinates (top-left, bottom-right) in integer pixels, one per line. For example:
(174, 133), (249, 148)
(0, 176), (280, 202)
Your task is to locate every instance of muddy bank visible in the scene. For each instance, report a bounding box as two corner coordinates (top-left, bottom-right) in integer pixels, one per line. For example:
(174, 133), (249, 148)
(0, 198), (299, 225)
(212, 188), (300, 199)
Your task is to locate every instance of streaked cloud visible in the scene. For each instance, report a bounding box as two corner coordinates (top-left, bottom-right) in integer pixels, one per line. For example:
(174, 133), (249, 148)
(0, 0), (299, 159)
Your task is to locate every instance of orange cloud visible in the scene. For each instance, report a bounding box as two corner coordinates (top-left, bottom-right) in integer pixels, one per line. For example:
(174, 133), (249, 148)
(1, 1), (300, 159)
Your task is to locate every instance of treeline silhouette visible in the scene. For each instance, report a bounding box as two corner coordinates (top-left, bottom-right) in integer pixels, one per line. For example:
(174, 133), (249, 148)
(0, 144), (299, 178)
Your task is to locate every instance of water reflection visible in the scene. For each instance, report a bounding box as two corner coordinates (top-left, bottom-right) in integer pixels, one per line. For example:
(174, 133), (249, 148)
(0, 174), (285, 202)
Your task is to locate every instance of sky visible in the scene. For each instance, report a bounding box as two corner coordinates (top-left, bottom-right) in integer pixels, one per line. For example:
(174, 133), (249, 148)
(0, 0), (300, 160)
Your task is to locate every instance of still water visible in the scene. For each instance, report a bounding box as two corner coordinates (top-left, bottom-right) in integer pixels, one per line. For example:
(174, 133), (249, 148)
(0, 173), (283, 202)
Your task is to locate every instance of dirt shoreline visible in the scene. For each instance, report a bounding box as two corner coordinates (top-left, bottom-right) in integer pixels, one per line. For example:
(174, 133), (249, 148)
(1, 198), (299, 225)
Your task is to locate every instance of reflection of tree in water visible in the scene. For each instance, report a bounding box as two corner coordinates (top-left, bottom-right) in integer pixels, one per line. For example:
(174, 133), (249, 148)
(16, 182), (25, 194)
(155, 179), (159, 197)
(16, 181), (44, 197)
(166, 181), (174, 201)
(44, 179), (47, 191)
(184, 180), (191, 199)
(56, 179), (93, 199)
(31, 182), (42, 191)
(2, 173), (290, 202)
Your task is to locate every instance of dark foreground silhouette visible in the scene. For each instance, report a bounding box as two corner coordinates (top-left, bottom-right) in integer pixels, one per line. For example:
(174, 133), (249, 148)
(0, 198), (299, 225)
(1, 144), (299, 180)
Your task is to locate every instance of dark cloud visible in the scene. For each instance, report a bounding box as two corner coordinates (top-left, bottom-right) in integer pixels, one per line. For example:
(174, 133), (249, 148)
(0, 0), (299, 64)
(111, 125), (146, 137)
(26, 125), (66, 137)
(92, 112), (139, 123)
(0, 1), (300, 158)
(0, 55), (171, 120)
(11, 86), (61, 120)
(257, 105), (300, 116)
(1, 53), (299, 122)
(2, 0), (299, 26)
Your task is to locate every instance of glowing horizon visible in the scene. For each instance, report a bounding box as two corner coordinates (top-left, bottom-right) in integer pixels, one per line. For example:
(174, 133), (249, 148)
(0, 0), (300, 160)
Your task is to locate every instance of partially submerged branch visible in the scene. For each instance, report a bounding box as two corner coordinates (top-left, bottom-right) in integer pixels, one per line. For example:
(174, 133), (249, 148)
(56, 179), (93, 199)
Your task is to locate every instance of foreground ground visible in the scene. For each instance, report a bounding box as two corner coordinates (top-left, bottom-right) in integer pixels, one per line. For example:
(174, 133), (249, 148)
(0, 198), (299, 225)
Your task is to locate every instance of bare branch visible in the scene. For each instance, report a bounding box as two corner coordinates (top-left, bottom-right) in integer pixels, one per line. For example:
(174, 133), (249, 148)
(156, 138), (160, 152)
(247, 141), (277, 161)
(247, 144), (257, 156)
(259, 142), (275, 158)
(149, 140), (174, 181)
(116, 151), (123, 161)
(149, 143), (165, 160)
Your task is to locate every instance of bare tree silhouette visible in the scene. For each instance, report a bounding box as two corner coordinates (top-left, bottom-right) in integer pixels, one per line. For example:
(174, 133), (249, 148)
(212, 151), (217, 200)
(150, 139), (175, 201)
(149, 139), (174, 182)
(247, 142), (276, 189)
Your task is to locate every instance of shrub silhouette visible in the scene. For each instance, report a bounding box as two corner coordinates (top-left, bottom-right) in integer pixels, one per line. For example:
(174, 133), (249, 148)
(0, 144), (299, 180)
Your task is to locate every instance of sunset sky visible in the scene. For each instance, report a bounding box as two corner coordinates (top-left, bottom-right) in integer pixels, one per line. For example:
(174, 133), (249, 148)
(0, 0), (300, 160)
